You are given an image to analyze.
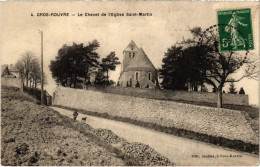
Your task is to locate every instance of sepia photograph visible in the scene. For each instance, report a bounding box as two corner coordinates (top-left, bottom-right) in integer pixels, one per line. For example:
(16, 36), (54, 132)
(1, 1), (259, 166)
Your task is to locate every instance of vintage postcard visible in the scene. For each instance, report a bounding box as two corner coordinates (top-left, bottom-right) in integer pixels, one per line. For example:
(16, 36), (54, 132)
(1, 1), (259, 166)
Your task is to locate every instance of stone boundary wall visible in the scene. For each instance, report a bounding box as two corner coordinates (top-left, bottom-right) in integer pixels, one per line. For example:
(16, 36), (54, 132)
(86, 86), (249, 106)
(53, 86), (257, 145)
(1, 77), (21, 89)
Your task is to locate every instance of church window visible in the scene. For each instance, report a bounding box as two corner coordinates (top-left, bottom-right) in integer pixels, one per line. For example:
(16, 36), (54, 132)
(148, 72), (152, 80)
(136, 72), (139, 80)
(133, 52), (135, 57)
(131, 45), (134, 50)
(129, 52), (131, 58)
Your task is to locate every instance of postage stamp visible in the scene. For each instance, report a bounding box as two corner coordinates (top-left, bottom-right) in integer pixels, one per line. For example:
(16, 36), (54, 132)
(217, 8), (254, 52)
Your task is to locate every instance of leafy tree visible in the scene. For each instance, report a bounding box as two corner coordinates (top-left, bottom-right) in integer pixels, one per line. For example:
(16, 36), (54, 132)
(228, 80), (237, 94)
(160, 27), (207, 91)
(239, 87), (245, 94)
(101, 51), (121, 84)
(182, 46), (205, 91)
(84, 40), (100, 80)
(160, 46), (188, 90)
(94, 69), (105, 85)
(49, 40), (100, 87)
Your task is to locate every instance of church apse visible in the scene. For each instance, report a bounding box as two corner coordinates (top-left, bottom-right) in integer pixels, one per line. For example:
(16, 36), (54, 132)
(118, 40), (157, 88)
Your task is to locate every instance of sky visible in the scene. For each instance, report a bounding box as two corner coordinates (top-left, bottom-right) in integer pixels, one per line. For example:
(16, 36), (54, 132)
(1, 1), (259, 105)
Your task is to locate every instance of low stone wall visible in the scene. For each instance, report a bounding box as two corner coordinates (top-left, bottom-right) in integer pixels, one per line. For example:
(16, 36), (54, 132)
(53, 86), (257, 145)
(86, 86), (249, 106)
(1, 77), (21, 89)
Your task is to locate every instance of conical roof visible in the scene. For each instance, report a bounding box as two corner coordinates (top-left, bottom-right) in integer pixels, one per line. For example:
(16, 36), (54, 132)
(124, 47), (156, 72)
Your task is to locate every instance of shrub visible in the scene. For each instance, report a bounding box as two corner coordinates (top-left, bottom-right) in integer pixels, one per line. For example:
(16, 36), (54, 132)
(239, 87), (245, 94)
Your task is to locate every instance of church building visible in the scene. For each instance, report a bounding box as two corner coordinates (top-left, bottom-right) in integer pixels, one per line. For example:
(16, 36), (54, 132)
(118, 40), (157, 88)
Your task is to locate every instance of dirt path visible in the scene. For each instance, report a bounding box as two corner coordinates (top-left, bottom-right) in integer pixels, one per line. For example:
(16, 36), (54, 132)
(1, 88), (124, 166)
(1, 87), (173, 166)
(51, 106), (259, 166)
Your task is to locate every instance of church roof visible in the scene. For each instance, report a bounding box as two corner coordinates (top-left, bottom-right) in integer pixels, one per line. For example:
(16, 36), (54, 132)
(139, 76), (156, 86)
(123, 40), (139, 52)
(124, 47), (156, 72)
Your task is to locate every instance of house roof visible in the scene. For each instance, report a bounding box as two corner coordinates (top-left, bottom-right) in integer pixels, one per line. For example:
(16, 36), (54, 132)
(1, 65), (10, 77)
(2, 74), (16, 78)
(1, 65), (8, 72)
(9, 65), (19, 72)
(124, 47), (156, 72)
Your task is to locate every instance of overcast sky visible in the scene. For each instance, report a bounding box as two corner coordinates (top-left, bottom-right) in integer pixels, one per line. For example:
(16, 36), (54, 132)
(1, 1), (259, 105)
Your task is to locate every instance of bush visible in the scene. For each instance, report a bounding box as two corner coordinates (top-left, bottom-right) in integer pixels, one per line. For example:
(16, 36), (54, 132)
(239, 87), (245, 94)
(23, 86), (47, 104)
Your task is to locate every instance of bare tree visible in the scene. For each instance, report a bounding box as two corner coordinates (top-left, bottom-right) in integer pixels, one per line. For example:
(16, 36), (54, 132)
(176, 26), (258, 108)
(16, 51), (35, 86)
(29, 58), (41, 88)
(16, 51), (47, 88)
(198, 26), (258, 108)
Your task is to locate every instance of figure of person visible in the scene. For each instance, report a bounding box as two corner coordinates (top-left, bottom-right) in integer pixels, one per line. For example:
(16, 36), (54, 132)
(225, 12), (248, 49)
(73, 110), (78, 121)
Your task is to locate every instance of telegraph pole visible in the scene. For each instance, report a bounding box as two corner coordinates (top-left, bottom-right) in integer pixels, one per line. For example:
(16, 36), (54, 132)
(40, 30), (44, 105)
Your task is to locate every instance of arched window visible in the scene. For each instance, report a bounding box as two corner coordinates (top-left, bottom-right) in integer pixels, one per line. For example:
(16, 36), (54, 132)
(136, 72), (139, 80)
(129, 52), (131, 58)
(148, 72), (152, 80)
(131, 45), (134, 50)
(133, 52), (135, 57)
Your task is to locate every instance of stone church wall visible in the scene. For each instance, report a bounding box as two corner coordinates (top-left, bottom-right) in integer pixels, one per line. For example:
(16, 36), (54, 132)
(86, 86), (249, 106)
(119, 70), (157, 87)
(53, 86), (257, 145)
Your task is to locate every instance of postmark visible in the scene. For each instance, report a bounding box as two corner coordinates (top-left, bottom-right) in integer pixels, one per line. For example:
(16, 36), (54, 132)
(198, 24), (249, 55)
(217, 8), (254, 52)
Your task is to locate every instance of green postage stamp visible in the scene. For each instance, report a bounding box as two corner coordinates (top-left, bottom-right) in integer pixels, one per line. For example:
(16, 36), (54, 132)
(217, 8), (254, 52)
